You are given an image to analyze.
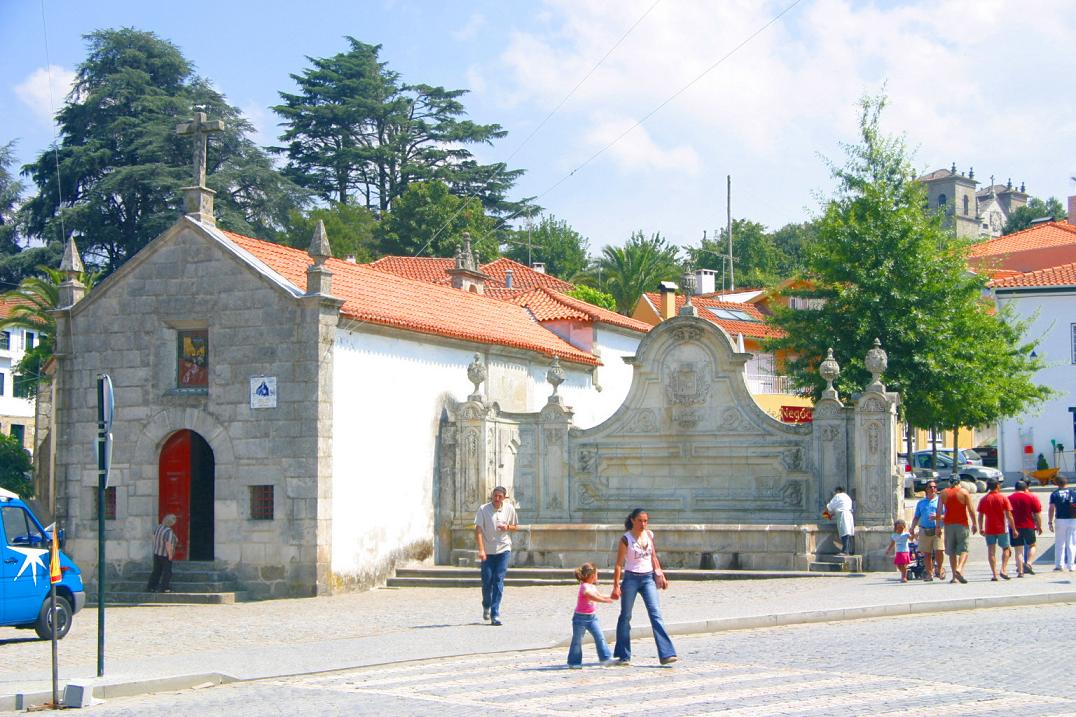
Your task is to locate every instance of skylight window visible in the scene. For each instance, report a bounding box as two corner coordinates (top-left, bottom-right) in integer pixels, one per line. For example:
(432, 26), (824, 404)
(706, 307), (759, 322)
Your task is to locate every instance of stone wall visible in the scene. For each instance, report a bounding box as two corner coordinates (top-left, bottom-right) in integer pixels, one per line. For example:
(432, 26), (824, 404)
(53, 219), (333, 599)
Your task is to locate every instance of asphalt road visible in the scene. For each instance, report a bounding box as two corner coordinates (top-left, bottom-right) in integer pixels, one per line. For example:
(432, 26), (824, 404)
(52, 602), (1076, 717)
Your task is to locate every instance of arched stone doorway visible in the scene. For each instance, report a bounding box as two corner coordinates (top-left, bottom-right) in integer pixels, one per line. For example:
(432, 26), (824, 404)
(158, 430), (215, 561)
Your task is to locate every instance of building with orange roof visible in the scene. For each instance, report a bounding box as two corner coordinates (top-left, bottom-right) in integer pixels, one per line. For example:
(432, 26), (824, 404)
(40, 154), (634, 599)
(0, 296), (38, 452)
(988, 234), (1076, 478)
(969, 221), (1076, 275)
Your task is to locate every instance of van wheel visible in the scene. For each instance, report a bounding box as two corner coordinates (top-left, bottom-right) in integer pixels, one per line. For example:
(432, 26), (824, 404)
(34, 596), (72, 640)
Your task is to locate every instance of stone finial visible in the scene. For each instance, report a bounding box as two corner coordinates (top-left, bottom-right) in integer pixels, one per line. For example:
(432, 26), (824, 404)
(546, 356), (565, 403)
(308, 220), (331, 264)
(58, 235), (86, 308)
(678, 271), (698, 317)
(466, 353), (486, 399)
(950, 162), (957, 174)
(461, 233), (478, 272)
(865, 338), (888, 392)
(819, 347), (840, 400)
(969, 167), (974, 179)
(60, 235), (85, 276)
(305, 220), (333, 296)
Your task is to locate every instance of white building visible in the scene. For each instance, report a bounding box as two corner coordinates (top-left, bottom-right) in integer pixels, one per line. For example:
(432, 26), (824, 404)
(0, 299), (37, 453)
(992, 259), (1076, 478)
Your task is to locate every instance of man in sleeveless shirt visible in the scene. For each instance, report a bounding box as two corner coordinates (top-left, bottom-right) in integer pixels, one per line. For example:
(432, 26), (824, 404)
(474, 486), (518, 626)
(940, 477), (977, 583)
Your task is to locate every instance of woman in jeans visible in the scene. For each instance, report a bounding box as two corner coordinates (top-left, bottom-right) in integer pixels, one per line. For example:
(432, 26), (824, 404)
(610, 508), (678, 666)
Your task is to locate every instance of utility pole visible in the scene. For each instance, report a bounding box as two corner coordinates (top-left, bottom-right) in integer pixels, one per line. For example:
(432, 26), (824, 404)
(727, 175), (734, 291)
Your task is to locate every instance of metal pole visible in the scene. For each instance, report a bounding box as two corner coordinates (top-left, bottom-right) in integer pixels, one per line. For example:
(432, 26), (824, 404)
(96, 376), (106, 676)
(727, 175), (734, 291)
(50, 580), (58, 706)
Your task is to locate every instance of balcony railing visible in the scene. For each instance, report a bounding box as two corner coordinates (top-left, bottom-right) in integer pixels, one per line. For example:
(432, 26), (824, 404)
(744, 373), (796, 395)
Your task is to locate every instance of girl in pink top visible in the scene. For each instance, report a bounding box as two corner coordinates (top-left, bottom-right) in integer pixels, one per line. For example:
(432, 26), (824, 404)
(566, 563), (616, 668)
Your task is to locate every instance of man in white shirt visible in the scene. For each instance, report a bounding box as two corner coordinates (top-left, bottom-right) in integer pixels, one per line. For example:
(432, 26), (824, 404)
(827, 487), (855, 555)
(474, 486), (518, 626)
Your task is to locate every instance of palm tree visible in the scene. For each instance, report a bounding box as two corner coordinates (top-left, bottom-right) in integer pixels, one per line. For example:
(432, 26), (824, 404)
(1, 264), (96, 396)
(578, 231), (681, 314)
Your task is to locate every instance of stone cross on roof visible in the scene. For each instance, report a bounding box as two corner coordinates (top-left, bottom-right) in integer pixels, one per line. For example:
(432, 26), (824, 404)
(176, 111), (224, 188)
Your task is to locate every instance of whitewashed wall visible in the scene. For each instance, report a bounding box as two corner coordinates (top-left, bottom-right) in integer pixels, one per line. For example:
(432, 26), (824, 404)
(995, 290), (1076, 477)
(330, 326), (610, 580)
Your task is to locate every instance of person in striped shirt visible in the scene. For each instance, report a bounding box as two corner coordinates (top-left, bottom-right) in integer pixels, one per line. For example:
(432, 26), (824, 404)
(146, 514), (179, 593)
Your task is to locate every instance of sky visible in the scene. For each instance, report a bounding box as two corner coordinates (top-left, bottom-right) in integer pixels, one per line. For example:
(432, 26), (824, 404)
(2, 0), (1075, 254)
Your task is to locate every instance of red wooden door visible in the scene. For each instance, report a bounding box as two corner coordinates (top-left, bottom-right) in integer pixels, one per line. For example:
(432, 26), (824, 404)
(158, 430), (191, 561)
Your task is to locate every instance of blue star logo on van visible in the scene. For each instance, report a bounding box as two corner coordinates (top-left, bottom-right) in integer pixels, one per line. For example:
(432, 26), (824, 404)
(9, 547), (48, 585)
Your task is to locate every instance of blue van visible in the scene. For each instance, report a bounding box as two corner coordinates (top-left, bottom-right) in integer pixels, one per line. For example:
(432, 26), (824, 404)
(0, 488), (85, 639)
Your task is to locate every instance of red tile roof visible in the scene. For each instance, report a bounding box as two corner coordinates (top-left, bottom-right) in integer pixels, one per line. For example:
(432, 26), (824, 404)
(506, 287), (651, 333)
(221, 232), (599, 366)
(366, 255), (574, 292)
(969, 222), (1076, 258)
(989, 261), (1076, 289)
(481, 257), (575, 292)
(0, 296), (31, 321)
(640, 292), (784, 339)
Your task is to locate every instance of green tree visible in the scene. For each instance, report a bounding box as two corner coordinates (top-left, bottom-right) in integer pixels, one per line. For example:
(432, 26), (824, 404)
(566, 285), (616, 311)
(274, 38), (526, 217)
(0, 264), (97, 397)
(21, 28), (306, 272)
(504, 215), (589, 280)
(579, 231), (680, 314)
(766, 95), (1049, 436)
(686, 219), (783, 289)
(282, 202), (378, 261)
(0, 141), (22, 257)
(1002, 197), (1068, 235)
(376, 180), (497, 259)
(0, 433), (33, 497)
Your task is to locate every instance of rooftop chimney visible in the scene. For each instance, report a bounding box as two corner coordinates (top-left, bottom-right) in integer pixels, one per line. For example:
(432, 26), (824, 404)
(345, 254), (356, 263)
(504, 269), (513, 289)
(531, 262), (546, 274)
(658, 281), (677, 320)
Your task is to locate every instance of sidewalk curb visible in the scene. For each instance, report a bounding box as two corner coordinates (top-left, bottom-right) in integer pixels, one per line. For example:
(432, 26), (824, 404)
(9, 590), (1075, 710)
(550, 589), (1076, 646)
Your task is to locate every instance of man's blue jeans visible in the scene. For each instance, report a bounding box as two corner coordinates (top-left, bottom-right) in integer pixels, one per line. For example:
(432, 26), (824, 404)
(481, 550), (511, 618)
(567, 612), (611, 665)
(613, 571), (676, 661)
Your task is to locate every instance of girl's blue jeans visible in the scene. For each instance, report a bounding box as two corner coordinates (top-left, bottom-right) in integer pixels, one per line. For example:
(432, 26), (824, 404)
(567, 612), (611, 665)
(613, 571), (676, 661)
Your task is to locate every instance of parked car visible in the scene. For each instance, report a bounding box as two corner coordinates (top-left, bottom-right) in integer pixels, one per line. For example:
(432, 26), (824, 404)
(899, 453), (937, 496)
(0, 488), (85, 639)
(973, 441), (998, 468)
(910, 450), (1002, 492)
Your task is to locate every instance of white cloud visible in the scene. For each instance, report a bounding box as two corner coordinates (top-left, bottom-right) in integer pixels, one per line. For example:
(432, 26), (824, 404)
(15, 65), (75, 125)
(454, 13), (486, 41)
(493, 0), (1076, 236)
(240, 101), (278, 149)
(585, 115), (701, 174)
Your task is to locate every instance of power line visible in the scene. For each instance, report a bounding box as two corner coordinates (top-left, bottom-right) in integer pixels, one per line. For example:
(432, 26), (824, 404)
(477, 0), (805, 243)
(410, 0), (664, 260)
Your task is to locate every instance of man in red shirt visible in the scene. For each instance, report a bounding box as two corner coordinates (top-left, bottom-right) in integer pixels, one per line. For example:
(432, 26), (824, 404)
(1008, 480), (1043, 577)
(977, 479), (1017, 581)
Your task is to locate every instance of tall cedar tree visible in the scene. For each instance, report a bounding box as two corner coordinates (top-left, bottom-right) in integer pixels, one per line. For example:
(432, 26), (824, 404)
(22, 28), (307, 272)
(274, 38), (528, 217)
(765, 96), (1049, 434)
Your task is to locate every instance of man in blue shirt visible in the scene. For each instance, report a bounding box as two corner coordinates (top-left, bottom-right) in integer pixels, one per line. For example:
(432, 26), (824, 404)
(909, 481), (945, 581)
(1049, 476), (1076, 572)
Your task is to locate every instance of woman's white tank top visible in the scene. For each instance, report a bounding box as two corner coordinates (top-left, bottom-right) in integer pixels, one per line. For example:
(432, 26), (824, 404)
(623, 530), (654, 573)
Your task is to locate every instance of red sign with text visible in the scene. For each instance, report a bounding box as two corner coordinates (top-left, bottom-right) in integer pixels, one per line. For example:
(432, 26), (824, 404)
(780, 405), (813, 424)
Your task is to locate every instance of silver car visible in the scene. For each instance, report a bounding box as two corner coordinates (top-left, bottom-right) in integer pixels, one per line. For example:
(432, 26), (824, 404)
(911, 450), (1002, 492)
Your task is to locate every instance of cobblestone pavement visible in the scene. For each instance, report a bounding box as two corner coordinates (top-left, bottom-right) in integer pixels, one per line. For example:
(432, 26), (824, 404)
(38, 603), (1076, 716)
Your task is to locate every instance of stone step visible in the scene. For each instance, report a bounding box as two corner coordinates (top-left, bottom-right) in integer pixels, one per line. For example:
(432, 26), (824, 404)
(808, 554), (863, 572)
(122, 569), (236, 583)
(387, 566), (832, 588)
(89, 591), (250, 605)
(108, 580), (241, 593)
